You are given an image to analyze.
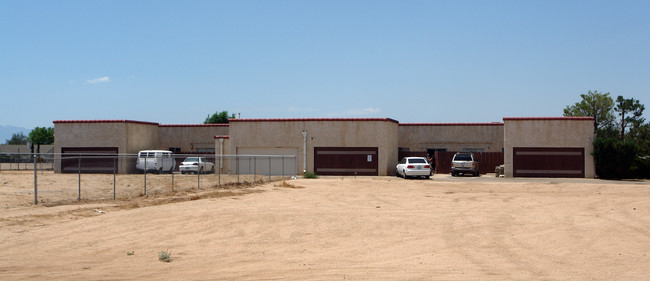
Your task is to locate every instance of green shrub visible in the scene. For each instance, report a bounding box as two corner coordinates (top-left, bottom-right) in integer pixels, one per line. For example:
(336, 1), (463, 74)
(626, 156), (650, 179)
(593, 137), (637, 179)
(158, 250), (172, 262)
(303, 172), (318, 179)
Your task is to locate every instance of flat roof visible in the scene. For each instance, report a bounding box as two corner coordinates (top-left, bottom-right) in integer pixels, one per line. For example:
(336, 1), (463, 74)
(53, 120), (229, 127)
(503, 117), (594, 121)
(53, 120), (160, 126)
(229, 118), (400, 124)
(159, 124), (229, 127)
(400, 122), (504, 126)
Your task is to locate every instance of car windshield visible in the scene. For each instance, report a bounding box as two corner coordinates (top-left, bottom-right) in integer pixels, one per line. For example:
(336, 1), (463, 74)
(454, 154), (472, 161)
(408, 158), (427, 164)
(184, 157), (198, 162)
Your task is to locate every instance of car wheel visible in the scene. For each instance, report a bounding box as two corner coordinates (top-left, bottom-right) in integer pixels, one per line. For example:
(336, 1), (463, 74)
(200, 167), (204, 174)
(425, 175), (430, 179)
(181, 171), (185, 175)
(158, 168), (163, 174)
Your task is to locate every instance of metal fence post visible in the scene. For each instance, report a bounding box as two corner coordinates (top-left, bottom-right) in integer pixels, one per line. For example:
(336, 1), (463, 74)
(113, 157), (116, 200)
(144, 154), (147, 195)
(33, 153), (38, 205)
(237, 156), (240, 184)
(197, 158), (200, 189)
(253, 156), (256, 182)
(268, 156), (271, 181)
(78, 156), (81, 201)
(282, 156), (285, 178)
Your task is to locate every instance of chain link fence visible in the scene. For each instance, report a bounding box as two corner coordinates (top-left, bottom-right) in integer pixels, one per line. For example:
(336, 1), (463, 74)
(0, 152), (297, 206)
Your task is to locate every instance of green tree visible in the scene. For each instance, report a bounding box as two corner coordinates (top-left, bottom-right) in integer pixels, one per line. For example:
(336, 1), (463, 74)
(628, 123), (650, 155)
(28, 127), (54, 153)
(5, 132), (28, 145)
(563, 90), (615, 136)
(614, 96), (645, 140)
(204, 111), (236, 124)
(592, 137), (637, 179)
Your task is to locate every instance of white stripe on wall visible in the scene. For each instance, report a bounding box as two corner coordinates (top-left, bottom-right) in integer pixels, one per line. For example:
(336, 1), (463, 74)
(515, 151), (582, 156)
(516, 169), (582, 174)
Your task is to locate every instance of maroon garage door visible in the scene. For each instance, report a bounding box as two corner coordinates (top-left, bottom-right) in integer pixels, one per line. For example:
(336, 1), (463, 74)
(513, 147), (584, 178)
(314, 147), (378, 176)
(61, 147), (119, 174)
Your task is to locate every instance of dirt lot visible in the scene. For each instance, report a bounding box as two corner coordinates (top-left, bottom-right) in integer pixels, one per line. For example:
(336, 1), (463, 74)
(1, 171), (649, 280)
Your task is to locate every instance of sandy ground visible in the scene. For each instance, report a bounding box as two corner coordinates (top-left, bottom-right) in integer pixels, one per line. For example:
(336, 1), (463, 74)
(1, 171), (649, 280)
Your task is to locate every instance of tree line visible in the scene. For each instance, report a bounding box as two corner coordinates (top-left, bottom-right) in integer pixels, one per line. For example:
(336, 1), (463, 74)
(564, 91), (648, 179)
(3, 127), (54, 153)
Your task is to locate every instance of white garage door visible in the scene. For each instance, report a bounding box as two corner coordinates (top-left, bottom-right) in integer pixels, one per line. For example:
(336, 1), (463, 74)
(236, 147), (298, 176)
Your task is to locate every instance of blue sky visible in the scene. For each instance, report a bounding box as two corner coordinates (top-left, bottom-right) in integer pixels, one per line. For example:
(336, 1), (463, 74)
(1, 0), (649, 129)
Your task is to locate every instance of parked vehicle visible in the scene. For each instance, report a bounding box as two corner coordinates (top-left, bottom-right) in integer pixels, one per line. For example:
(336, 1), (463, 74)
(180, 157), (215, 174)
(451, 152), (479, 176)
(136, 150), (176, 174)
(396, 157), (432, 179)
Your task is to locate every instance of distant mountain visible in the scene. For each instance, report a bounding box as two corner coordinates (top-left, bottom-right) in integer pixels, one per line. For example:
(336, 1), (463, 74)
(0, 125), (30, 144)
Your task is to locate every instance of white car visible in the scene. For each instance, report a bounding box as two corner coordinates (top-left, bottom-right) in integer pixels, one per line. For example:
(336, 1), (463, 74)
(180, 157), (215, 174)
(396, 157), (432, 179)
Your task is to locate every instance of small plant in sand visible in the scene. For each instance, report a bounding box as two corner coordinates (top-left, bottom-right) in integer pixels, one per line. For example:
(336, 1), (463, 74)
(158, 250), (172, 262)
(126, 251), (134, 256)
(275, 181), (305, 189)
(303, 172), (318, 179)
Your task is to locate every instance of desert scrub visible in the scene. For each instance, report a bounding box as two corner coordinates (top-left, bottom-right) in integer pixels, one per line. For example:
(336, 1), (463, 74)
(158, 250), (172, 262)
(303, 172), (318, 179)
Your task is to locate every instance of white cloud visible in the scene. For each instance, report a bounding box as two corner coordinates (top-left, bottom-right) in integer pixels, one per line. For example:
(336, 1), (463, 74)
(86, 76), (110, 84)
(328, 107), (381, 117)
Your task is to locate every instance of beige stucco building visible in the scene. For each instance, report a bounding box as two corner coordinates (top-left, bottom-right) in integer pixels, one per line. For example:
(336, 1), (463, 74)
(398, 123), (504, 153)
(503, 117), (595, 178)
(228, 118), (399, 176)
(53, 120), (229, 173)
(52, 116), (596, 178)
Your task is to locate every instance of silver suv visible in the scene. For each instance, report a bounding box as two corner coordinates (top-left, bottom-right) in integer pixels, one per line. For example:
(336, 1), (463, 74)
(451, 152), (479, 177)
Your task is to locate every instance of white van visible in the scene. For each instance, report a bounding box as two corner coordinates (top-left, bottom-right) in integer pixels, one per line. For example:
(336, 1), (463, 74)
(136, 150), (176, 174)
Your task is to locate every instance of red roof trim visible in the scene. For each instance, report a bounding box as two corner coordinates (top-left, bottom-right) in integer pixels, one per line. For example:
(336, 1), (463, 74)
(53, 120), (159, 126)
(229, 118), (400, 124)
(399, 122), (504, 126)
(52, 120), (231, 127)
(159, 124), (229, 127)
(214, 135), (230, 139)
(503, 117), (594, 121)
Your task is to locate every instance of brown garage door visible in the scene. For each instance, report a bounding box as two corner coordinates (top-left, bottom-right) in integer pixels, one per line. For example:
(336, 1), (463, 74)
(513, 147), (584, 178)
(61, 147), (118, 173)
(314, 147), (378, 176)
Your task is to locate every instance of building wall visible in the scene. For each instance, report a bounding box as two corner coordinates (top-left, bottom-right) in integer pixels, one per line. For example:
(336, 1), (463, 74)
(398, 123), (504, 152)
(158, 124), (229, 152)
(503, 117), (595, 178)
(228, 118), (399, 176)
(53, 120), (161, 173)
